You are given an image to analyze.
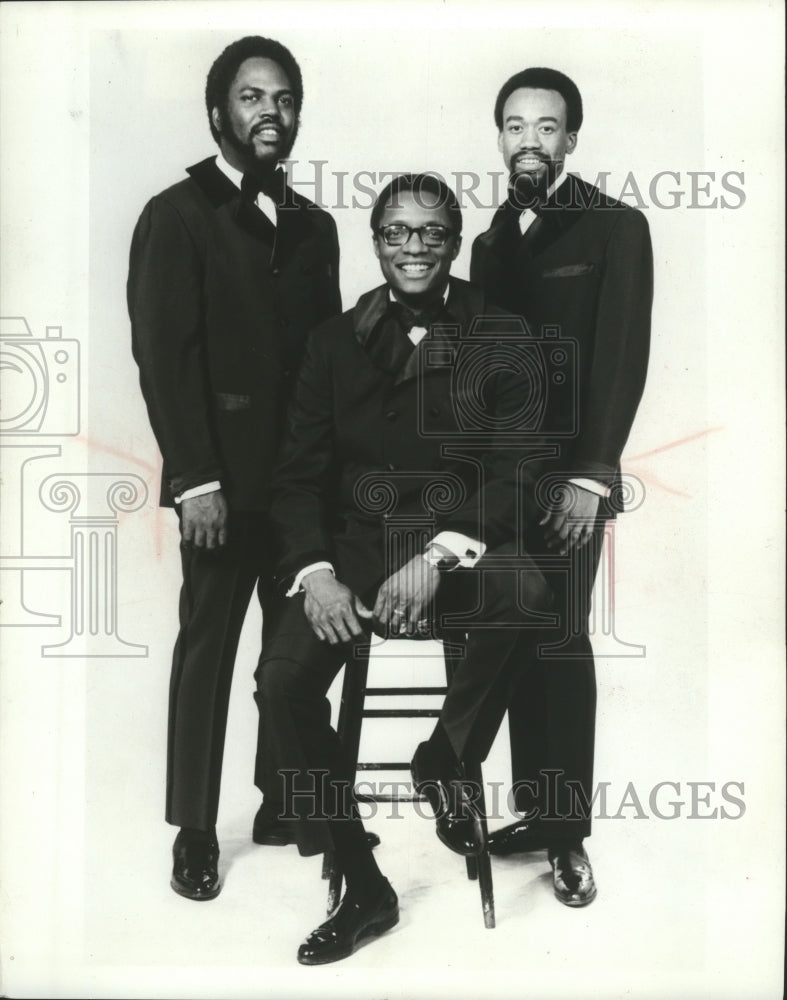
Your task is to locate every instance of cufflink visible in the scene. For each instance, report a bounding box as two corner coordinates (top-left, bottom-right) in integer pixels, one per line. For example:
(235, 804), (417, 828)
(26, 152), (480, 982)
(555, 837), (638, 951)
(422, 546), (461, 573)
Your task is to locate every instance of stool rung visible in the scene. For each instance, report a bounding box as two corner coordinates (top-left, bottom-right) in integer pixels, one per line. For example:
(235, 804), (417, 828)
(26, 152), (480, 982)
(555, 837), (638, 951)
(362, 708), (441, 718)
(356, 793), (426, 803)
(356, 762), (411, 771)
(365, 686), (447, 696)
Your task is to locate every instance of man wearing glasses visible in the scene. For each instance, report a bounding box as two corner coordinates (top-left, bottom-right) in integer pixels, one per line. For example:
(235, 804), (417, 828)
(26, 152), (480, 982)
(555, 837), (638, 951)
(259, 173), (553, 963)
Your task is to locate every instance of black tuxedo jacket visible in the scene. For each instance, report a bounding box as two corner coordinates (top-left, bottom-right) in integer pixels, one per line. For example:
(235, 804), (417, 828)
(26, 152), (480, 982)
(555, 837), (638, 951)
(270, 277), (547, 599)
(470, 174), (652, 511)
(128, 156), (341, 510)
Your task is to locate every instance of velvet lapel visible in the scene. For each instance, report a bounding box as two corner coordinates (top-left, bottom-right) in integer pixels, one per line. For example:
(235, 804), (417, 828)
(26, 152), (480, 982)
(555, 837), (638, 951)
(186, 157), (316, 257)
(352, 279), (484, 387)
(474, 173), (591, 263)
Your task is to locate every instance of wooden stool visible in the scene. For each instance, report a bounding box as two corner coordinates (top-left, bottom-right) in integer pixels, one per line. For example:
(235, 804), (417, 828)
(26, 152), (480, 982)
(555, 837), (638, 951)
(322, 634), (495, 928)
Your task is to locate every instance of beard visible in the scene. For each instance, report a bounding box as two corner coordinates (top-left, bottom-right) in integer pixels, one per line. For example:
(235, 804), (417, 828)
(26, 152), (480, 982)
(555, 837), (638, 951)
(508, 157), (559, 209)
(221, 112), (299, 173)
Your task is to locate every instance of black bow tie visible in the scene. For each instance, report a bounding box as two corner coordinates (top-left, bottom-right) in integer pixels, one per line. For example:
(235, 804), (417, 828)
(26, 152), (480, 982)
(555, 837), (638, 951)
(241, 167), (286, 204)
(506, 193), (547, 218)
(389, 299), (446, 333)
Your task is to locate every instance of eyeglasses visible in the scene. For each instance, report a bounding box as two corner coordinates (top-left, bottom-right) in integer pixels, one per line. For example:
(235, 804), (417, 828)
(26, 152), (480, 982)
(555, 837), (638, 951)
(375, 224), (456, 247)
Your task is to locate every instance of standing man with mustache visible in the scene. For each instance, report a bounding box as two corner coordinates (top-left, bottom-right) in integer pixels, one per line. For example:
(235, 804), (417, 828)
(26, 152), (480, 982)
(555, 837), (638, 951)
(471, 67), (653, 906)
(128, 36), (341, 900)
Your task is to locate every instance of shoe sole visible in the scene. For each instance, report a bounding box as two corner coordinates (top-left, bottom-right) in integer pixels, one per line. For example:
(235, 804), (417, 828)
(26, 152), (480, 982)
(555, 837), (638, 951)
(252, 829), (296, 846)
(297, 908), (400, 966)
(170, 878), (221, 901)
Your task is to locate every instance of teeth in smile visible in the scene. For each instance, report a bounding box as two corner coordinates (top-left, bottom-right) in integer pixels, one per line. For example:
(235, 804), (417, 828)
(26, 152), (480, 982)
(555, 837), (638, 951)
(257, 129), (279, 138)
(400, 264), (432, 272)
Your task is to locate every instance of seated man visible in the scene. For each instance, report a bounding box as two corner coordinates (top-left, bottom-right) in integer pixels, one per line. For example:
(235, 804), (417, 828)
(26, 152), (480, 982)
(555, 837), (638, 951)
(260, 173), (552, 965)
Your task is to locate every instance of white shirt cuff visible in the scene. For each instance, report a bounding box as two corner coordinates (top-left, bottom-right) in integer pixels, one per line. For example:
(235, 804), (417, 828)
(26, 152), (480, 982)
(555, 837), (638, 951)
(286, 562), (335, 597)
(174, 481), (221, 503)
(428, 532), (486, 569)
(569, 478), (611, 499)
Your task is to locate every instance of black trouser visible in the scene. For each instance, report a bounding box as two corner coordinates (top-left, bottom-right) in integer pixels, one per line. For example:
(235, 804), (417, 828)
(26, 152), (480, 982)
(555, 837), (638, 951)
(507, 521), (606, 843)
(255, 543), (553, 856)
(166, 511), (280, 830)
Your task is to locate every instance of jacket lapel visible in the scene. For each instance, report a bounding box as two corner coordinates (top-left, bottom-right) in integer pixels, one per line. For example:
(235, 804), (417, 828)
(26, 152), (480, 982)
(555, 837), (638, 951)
(351, 278), (485, 386)
(393, 278), (482, 386)
(185, 157), (318, 256)
(474, 174), (589, 269)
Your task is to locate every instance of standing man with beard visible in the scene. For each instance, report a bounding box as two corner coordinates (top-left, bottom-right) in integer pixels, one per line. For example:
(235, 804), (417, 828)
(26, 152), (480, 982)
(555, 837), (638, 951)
(471, 67), (652, 906)
(128, 36), (341, 900)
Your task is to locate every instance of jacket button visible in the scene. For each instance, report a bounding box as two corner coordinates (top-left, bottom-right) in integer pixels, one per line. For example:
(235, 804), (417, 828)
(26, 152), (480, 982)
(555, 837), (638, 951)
(386, 462), (397, 471)
(385, 410), (398, 421)
(271, 267), (280, 276)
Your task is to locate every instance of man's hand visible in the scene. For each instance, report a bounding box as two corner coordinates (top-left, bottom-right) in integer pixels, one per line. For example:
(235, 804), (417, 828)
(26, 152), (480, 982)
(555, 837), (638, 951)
(540, 483), (600, 554)
(373, 555), (441, 637)
(181, 490), (228, 550)
(302, 569), (372, 644)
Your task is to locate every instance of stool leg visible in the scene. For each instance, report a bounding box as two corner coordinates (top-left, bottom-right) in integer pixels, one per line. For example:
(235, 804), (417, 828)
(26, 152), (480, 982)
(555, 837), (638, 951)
(326, 866), (343, 915)
(476, 847), (496, 929)
(440, 635), (496, 927)
(465, 761), (495, 929)
(323, 652), (370, 906)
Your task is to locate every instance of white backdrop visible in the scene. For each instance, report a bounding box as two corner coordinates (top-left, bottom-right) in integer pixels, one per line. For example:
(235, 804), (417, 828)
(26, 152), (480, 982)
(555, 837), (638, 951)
(0, 2), (784, 998)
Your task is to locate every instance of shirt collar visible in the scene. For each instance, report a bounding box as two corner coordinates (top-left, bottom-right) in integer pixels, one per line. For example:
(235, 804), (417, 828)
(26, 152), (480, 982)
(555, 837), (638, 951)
(521, 167), (571, 212)
(214, 151), (243, 191)
(546, 167), (571, 200)
(511, 167), (572, 216)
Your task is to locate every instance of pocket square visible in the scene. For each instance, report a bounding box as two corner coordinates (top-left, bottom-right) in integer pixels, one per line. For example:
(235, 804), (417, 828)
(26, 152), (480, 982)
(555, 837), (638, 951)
(541, 263), (596, 278)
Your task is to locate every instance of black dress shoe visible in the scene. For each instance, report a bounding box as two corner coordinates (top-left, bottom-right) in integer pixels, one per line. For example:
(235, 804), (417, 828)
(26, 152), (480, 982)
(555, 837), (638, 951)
(487, 819), (550, 856)
(170, 829), (221, 901)
(252, 805), (297, 846)
(410, 742), (485, 857)
(253, 805), (381, 850)
(297, 880), (399, 965)
(548, 843), (597, 907)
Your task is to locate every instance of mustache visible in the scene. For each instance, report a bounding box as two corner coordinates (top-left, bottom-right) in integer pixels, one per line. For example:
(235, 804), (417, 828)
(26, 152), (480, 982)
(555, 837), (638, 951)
(252, 117), (282, 134)
(513, 151), (549, 163)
